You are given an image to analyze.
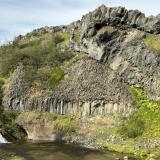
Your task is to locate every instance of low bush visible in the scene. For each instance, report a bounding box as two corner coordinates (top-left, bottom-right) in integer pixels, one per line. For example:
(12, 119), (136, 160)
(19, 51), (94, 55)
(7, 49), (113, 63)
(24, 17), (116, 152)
(118, 86), (160, 138)
(0, 31), (74, 89)
(53, 119), (76, 134)
(48, 67), (64, 89)
(118, 115), (144, 138)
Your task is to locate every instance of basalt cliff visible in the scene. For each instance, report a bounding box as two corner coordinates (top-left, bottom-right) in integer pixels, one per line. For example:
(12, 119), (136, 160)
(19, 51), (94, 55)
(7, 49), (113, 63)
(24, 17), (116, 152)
(2, 5), (160, 116)
(1, 5), (160, 159)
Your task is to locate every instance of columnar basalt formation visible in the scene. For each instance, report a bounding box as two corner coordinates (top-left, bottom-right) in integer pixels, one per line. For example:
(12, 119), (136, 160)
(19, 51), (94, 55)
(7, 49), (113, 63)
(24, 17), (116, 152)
(2, 5), (160, 117)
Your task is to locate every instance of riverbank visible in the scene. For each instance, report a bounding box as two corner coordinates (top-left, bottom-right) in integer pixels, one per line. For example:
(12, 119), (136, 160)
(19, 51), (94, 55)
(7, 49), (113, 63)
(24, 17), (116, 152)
(14, 112), (159, 160)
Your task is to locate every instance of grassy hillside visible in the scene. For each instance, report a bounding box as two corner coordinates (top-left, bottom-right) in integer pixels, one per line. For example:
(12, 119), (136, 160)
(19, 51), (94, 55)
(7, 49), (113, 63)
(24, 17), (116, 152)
(0, 31), (74, 90)
(118, 86), (160, 138)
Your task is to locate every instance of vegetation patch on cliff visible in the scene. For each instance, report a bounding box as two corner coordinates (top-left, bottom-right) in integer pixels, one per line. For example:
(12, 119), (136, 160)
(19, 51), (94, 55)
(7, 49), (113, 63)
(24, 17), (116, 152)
(144, 34), (160, 54)
(48, 67), (64, 89)
(110, 86), (160, 159)
(118, 86), (160, 138)
(53, 117), (76, 134)
(0, 31), (74, 90)
(73, 29), (80, 44)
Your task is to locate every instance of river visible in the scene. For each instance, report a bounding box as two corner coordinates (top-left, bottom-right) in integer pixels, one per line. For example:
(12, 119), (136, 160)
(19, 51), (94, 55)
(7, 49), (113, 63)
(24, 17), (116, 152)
(0, 141), (139, 160)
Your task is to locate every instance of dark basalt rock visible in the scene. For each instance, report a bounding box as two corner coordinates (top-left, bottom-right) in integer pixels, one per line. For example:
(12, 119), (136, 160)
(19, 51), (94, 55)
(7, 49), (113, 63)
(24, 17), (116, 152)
(78, 5), (160, 61)
(2, 5), (160, 117)
(80, 4), (160, 38)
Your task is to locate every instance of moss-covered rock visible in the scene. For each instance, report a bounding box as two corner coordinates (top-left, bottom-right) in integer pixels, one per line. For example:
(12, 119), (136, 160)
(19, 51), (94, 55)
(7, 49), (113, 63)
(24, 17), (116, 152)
(144, 34), (160, 54)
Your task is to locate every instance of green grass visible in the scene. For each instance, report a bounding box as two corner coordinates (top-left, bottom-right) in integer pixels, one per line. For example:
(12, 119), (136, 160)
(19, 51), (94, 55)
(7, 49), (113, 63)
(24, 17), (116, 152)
(53, 120), (76, 134)
(21, 111), (77, 123)
(0, 31), (73, 89)
(118, 86), (160, 138)
(73, 29), (80, 44)
(107, 139), (135, 154)
(64, 52), (87, 68)
(48, 67), (64, 89)
(57, 32), (70, 43)
(144, 34), (160, 54)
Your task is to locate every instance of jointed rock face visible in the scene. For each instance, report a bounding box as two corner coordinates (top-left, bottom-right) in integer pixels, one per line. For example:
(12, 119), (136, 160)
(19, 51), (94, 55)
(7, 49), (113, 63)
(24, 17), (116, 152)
(2, 5), (160, 116)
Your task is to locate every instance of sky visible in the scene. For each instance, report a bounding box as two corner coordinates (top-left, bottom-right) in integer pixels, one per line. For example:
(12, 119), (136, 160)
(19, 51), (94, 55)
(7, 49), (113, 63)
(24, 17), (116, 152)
(0, 0), (160, 43)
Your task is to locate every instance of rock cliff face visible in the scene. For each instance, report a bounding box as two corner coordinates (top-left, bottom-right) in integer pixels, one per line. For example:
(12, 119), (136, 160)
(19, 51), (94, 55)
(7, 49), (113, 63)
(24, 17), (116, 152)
(2, 5), (160, 117)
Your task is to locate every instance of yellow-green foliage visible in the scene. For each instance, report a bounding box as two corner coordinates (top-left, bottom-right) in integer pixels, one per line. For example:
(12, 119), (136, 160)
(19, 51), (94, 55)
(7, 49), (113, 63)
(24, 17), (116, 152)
(48, 67), (64, 89)
(64, 52), (87, 68)
(107, 139), (135, 154)
(57, 31), (70, 43)
(118, 86), (160, 138)
(144, 34), (160, 53)
(21, 111), (77, 123)
(73, 29), (80, 44)
(9, 156), (26, 160)
(53, 115), (77, 134)
(53, 120), (76, 134)
(0, 31), (73, 89)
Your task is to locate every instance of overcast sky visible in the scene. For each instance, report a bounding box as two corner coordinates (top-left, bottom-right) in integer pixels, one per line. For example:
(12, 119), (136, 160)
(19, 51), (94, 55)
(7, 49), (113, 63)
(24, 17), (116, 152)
(0, 0), (160, 43)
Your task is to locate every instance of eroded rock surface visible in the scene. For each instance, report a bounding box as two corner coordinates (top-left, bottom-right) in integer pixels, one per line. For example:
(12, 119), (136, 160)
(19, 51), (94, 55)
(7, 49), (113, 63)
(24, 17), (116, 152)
(3, 5), (160, 117)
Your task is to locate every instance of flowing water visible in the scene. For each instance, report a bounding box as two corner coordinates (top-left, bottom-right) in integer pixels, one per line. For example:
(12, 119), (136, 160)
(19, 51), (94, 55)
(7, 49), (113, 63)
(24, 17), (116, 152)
(0, 141), (139, 160)
(0, 133), (8, 144)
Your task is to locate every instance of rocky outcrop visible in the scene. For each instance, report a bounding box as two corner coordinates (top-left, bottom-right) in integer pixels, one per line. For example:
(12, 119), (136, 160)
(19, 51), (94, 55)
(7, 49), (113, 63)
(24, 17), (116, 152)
(3, 5), (160, 117)
(3, 61), (133, 116)
(80, 4), (160, 36)
(14, 5), (160, 62)
(68, 4), (160, 61)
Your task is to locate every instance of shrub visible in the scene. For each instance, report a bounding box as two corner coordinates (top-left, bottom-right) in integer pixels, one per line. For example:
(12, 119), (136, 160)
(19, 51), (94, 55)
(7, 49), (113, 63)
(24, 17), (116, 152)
(118, 116), (144, 138)
(53, 119), (76, 134)
(128, 86), (147, 107)
(53, 34), (65, 45)
(118, 86), (160, 138)
(73, 29), (80, 44)
(0, 31), (74, 89)
(48, 67), (64, 89)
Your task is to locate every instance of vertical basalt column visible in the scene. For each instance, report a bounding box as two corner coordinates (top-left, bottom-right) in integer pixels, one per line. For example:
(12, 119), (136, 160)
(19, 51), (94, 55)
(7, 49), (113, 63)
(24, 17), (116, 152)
(68, 102), (72, 114)
(113, 103), (118, 114)
(56, 102), (60, 114)
(60, 101), (64, 114)
(53, 99), (57, 114)
(19, 99), (24, 111)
